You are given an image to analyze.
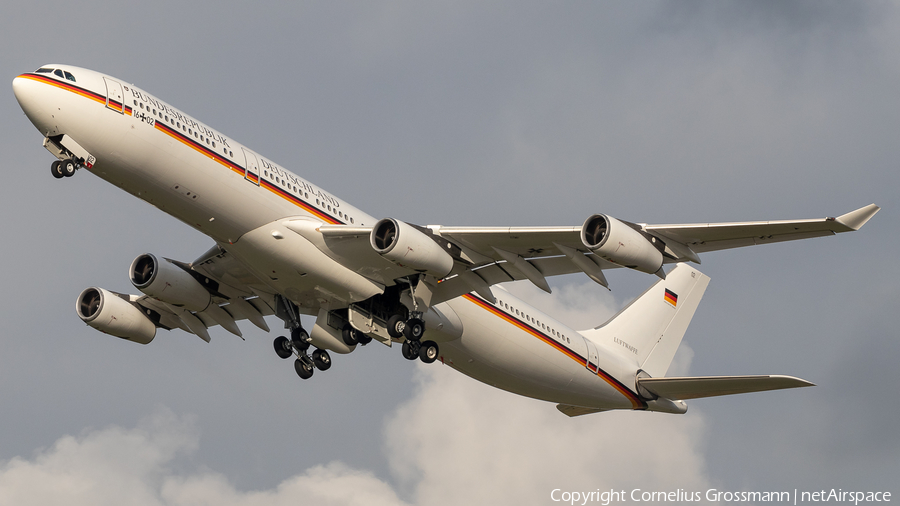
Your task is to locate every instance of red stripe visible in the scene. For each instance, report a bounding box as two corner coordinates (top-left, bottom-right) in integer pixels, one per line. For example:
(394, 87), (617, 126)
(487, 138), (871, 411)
(462, 293), (646, 409)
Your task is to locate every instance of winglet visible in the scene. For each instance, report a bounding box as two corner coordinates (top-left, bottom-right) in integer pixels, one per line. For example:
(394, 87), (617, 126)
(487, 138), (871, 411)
(836, 204), (880, 231)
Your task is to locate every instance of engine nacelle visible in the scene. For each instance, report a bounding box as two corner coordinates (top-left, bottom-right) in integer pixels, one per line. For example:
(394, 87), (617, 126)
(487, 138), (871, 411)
(581, 214), (663, 274)
(76, 287), (157, 344)
(129, 253), (211, 311)
(370, 218), (454, 277)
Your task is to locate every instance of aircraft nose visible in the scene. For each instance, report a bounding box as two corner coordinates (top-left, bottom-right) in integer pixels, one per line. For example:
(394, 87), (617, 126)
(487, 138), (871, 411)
(13, 74), (51, 133)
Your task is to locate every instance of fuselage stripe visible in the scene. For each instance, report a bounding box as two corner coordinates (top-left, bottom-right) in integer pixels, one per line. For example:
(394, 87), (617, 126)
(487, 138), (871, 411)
(462, 293), (646, 409)
(19, 73), (106, 106)
(24, 72), (346, 226)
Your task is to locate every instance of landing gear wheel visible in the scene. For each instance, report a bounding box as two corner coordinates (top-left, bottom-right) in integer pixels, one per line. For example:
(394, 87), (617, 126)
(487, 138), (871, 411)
(401, 340), (419, 361)
(311, 349), (332, 371)
(356, 333), (372, 345)
(404, 318), (424, 341)
(294, 358), (314, 379)
(341, 324), (359, 346)
(387, 314), (405, 338)
(60, 159), (76, 177)
(418, 340), (439, 364)
(51, 160), (64, 179)
(273, 336), (293, 359)
(291, 327), (310, 351)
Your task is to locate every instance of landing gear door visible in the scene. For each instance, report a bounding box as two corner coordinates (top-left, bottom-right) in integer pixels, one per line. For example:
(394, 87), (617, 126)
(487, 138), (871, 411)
(103, 77), (125, 114)
(585, 338), (600, 374)
(242, 148), (260, 186)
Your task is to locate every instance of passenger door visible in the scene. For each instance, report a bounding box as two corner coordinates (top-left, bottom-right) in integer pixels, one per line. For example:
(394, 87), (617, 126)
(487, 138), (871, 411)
(584, 338), (600, 374)
(242, 148), (260, 186)
(103, 77), (124, 114)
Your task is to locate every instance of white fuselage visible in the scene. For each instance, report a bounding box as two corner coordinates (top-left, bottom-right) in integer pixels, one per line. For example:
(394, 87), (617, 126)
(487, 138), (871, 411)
(13, 65), (669, 413)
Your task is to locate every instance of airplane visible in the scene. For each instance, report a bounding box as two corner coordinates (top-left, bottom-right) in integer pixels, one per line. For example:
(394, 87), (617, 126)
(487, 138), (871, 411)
(12, 64), (879, 416)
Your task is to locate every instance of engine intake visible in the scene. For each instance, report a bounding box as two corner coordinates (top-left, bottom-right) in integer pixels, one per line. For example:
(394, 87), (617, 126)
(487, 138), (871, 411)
(76, 287), (157, 344)
(129, 253), (211, 311)
(581, 214), (663, 274)
(370, 218), (454, 277)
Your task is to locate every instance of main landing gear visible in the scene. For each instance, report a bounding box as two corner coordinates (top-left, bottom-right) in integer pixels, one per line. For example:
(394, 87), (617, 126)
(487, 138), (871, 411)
(51, 158), (78, 179)
(272, 295), (333, 381)
(273, 327), (332, 380)
(385, 311), (438, 364)
(401, 338), (440, 364)
(386, 313), (425, 341)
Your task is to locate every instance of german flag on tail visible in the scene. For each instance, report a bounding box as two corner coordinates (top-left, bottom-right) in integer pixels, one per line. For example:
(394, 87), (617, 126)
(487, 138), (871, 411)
(664, 288), (678, 307)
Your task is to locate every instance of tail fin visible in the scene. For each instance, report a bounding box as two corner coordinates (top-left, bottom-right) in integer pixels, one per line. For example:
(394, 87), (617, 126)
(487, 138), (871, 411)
(580, 263), (710, 378)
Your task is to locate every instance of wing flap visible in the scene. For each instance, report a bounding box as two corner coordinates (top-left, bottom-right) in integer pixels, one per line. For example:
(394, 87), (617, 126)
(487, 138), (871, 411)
(556, 404), (607, 417)
(638, 375), (814, 400)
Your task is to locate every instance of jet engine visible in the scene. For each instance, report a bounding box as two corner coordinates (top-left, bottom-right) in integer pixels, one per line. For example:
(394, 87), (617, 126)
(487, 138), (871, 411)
(76, 287), (157, 344)
(370, 218), (454, 277)
(581, 214), (663, 274)
(129, 253), (211, 311)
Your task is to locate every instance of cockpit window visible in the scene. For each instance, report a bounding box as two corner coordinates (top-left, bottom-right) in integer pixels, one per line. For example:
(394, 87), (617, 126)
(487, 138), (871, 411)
(46, 68), (76, 82)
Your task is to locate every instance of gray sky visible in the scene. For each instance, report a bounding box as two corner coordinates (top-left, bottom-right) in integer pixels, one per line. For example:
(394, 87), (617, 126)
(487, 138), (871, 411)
(1, 1), (897, 504)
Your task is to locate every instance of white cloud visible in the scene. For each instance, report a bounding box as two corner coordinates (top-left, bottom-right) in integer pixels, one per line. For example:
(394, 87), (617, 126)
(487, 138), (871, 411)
(0, 363), (711, 506)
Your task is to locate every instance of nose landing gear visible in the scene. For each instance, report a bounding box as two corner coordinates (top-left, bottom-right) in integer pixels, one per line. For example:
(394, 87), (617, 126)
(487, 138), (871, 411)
(51, 158), (78, 179)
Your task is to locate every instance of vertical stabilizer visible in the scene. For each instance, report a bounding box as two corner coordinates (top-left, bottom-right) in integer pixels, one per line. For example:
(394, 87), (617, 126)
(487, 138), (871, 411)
(580, 264), (710, 378)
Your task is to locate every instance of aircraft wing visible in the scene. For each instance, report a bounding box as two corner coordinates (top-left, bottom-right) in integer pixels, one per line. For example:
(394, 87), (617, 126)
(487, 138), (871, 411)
(98, 246), (280, 343)
(434, 203), (879, 261)
(643, 203), (881, 254)
(422, 203), (879, 298)
(132, 291), (274, 342)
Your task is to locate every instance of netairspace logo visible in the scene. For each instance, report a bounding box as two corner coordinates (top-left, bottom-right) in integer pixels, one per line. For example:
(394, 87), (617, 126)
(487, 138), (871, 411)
(550, 488), (892, 505)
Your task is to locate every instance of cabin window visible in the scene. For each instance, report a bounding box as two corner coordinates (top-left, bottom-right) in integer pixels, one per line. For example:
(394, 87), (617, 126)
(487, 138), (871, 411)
(350, 217), (354, 224)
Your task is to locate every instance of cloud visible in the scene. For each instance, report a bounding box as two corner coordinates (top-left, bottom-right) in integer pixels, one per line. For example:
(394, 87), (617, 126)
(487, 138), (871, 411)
(0, 408), (408, 506)
(0, 357), (711, 506)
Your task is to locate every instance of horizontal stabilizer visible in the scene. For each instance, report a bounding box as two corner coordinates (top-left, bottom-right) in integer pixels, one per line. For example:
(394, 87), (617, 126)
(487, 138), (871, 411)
(638, 375), (814, 400)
